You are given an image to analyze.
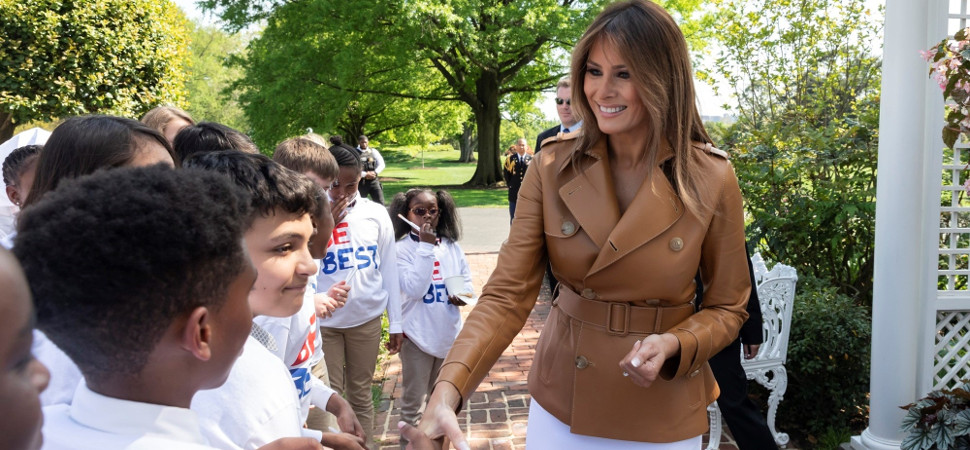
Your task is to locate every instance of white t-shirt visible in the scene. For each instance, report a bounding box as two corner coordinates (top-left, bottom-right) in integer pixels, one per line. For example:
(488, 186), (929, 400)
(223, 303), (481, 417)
(397, 235), (473, 359)
(190, 335), (322, 449)
(316, 196), (402, 332)
(33, 329), (83, 406)
(43, 383), (216, 449)
(253, 275), (335, 422)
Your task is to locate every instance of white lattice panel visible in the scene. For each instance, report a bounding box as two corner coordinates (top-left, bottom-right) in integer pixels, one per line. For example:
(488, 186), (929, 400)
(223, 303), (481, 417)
(931, 0), (970, 392)
(934, 311), (970, 389)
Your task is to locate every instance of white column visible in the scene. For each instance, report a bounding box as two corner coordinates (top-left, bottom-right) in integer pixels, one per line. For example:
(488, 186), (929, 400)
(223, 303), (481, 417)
(851, 0), (931, 448)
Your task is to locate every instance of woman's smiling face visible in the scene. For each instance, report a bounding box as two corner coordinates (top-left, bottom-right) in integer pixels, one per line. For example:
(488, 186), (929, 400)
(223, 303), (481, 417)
(584, 38), (650, 141)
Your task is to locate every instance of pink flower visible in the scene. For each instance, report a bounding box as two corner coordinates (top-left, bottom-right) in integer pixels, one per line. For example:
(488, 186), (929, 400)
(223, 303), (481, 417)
(921, 49), (935, 61)
(962, 178), (970, 197)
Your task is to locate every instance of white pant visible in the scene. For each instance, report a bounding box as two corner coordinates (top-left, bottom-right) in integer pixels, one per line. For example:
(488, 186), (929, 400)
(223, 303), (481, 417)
(525, 399), (702, 450)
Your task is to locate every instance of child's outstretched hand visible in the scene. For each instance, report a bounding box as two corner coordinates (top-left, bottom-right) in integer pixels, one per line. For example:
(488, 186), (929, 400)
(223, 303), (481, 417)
(320, 432), (366, 450)
(257, 437), (324, 450)
(327, 281), (351, 308)
(327, 394), (366, 443)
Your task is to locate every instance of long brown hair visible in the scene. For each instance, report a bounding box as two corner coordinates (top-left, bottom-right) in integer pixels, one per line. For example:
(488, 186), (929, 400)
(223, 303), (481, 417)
(569, 0), (713, 217)
(22, 115), (175, 209)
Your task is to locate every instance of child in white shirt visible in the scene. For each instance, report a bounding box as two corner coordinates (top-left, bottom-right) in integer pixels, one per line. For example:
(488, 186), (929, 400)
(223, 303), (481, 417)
(267, 136), (359, 436)
(186, 151), (364, 450)
(316, 144), (404, 441)
(388, 188), (473, 449)
(15, 166), (319, 450)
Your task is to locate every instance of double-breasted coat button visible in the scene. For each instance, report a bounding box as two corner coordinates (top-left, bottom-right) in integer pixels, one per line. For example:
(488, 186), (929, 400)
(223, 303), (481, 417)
(669, 237), (684, 252)
(561, 220), (576, 236)
(581, 288), (596, 299)
(575, 356), (589, 369)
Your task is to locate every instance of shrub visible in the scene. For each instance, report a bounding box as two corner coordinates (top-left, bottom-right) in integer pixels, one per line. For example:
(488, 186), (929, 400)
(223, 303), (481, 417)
(779, 273), (871, 442)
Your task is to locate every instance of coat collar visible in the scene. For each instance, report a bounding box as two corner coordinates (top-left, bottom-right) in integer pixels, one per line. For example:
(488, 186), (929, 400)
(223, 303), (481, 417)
(558, 137), (683, 278)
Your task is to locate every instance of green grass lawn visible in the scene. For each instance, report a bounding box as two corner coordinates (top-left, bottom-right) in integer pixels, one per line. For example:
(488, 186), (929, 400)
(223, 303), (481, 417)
(380, 147), (507, 208)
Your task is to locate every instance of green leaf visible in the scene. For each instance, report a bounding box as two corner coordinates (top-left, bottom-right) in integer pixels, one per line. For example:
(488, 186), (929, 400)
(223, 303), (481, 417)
(945, 127), (960, 150)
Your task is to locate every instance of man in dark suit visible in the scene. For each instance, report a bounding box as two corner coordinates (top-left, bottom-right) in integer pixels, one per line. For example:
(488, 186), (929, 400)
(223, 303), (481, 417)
(535, 77), (582, 153)
(502, 138), (532, 222)
(696, 255), (778, 450)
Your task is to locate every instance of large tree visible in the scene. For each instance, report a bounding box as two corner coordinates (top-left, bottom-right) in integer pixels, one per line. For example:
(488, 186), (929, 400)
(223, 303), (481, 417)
(207, 0), (706, 185)
(185, 20), (250, 131)
(0, 0), (189, 141)
(234, 15), (467, 151)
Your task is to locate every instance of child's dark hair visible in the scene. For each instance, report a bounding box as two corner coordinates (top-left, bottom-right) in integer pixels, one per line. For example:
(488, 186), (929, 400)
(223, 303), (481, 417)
(389, 188), (461, 241)
(173, 121), (259, 162)
(22, 115), (175, 208)
(273, 137), (339, 181)
(13, 165), (252, 379)
(2, 144), (42, 186)
(328, 143), (362, 170)
(183, 150), (318, 225)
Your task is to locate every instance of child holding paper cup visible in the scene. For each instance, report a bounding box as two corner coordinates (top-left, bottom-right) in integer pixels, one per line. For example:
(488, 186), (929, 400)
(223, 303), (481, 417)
(388, 188), (473, 449)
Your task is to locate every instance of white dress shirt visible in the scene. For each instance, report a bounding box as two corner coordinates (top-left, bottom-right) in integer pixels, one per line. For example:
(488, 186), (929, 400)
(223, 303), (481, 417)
(191, 335), (322, 449)
(43, 383), (215, 449)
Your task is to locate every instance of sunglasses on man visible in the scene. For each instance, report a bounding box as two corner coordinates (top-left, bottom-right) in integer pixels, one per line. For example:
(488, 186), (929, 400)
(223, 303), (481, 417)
(554, 98), (571, 105)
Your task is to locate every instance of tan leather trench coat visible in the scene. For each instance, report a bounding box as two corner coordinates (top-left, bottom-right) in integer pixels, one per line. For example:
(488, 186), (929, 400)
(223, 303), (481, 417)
(435, 133), (751, 442)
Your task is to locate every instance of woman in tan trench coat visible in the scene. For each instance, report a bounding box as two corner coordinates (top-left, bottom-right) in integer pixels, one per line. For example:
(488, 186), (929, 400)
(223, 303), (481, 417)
(413, 1), (751, 448)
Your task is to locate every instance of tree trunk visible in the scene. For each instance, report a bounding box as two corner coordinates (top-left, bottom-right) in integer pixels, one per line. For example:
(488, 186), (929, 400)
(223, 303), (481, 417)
(465, 75), (502, 186)
(459, 121), (476, 162)
(0, 112), (15, 143)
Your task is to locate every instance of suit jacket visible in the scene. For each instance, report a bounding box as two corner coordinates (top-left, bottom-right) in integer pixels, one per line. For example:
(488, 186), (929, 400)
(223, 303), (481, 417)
(502, 152), (531, 201)
(535, 125), (559, 153)
(435, 134), (751, 442)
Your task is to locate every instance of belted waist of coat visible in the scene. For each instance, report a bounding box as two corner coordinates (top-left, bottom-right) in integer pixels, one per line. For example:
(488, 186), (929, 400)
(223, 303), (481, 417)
(554, 287), (695, 336)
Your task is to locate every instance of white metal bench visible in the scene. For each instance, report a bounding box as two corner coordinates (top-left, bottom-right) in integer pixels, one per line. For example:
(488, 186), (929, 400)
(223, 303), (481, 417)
(705, 253), (797, 448)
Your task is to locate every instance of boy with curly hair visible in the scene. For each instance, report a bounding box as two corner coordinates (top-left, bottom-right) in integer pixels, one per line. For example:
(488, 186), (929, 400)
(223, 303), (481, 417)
(186, 151), (365, 450)
(13, 166), (320, 449)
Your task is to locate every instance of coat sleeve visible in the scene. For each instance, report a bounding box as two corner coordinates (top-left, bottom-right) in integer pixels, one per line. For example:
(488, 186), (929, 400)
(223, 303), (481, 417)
(663, 161), (751, 380)
(434, 153), (548, 408)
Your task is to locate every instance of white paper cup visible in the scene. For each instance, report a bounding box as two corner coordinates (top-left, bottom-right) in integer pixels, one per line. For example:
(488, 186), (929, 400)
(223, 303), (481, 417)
(444, 276), (467, 297)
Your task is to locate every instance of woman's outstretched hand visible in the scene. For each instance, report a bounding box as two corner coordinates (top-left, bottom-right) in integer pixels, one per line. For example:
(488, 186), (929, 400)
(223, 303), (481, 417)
(618, 333), (681, 389)
(415, 382), (470, 450)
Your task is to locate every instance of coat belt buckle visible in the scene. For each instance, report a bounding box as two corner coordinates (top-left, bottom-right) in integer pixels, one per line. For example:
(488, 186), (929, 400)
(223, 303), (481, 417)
(606, 303), (631, 336)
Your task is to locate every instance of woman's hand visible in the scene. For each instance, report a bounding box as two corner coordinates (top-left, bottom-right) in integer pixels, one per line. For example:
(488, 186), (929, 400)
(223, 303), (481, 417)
(416, 383), (470, 450)
(419, 222), (437, 244)
(618, 333), (680, 388)
(447, 295), (467, 306)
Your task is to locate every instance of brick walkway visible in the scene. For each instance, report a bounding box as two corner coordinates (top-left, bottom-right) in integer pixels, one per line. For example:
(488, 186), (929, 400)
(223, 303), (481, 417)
(373, 253), (741, 450)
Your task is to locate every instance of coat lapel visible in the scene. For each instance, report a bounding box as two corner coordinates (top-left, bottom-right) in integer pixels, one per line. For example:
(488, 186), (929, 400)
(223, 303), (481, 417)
(587, 147), (684, 278)
(558, 139), (619, 249)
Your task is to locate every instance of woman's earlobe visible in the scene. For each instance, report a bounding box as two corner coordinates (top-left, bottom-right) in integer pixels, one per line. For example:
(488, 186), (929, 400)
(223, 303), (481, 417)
(182, 306), (212, 361)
